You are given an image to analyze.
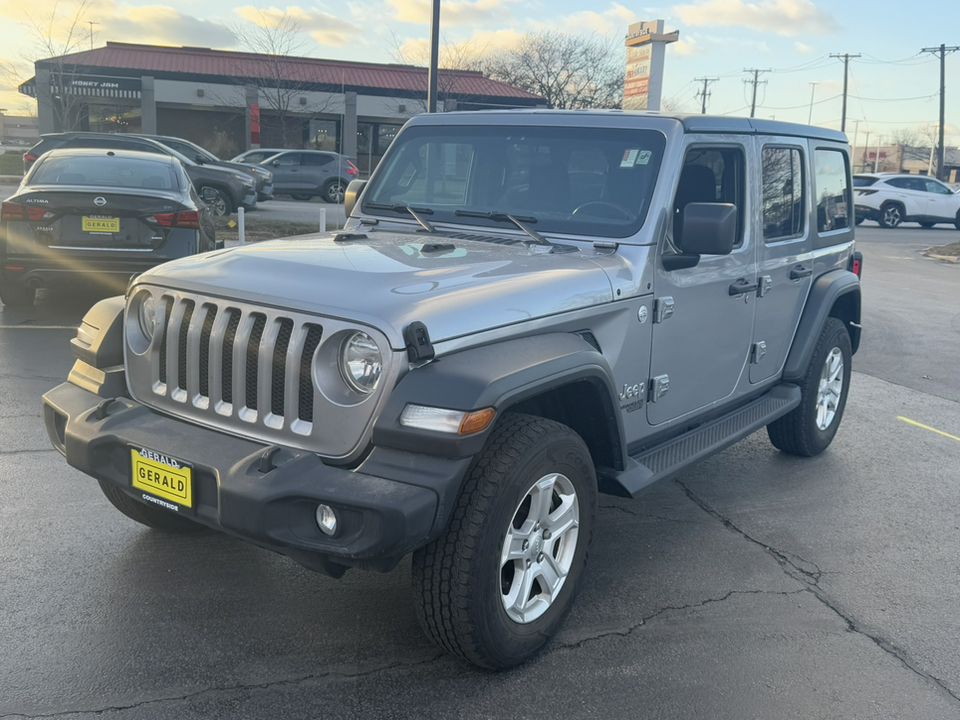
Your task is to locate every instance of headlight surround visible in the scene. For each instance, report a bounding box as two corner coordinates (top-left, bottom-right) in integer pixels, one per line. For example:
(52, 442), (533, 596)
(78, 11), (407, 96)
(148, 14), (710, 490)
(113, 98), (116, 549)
(126, 289), (159, 355)
(339, 331), (382, 394)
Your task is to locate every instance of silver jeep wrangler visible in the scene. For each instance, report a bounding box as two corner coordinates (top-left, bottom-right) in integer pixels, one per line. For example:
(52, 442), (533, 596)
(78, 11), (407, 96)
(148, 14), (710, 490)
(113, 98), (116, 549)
(43, 111), (862, 669)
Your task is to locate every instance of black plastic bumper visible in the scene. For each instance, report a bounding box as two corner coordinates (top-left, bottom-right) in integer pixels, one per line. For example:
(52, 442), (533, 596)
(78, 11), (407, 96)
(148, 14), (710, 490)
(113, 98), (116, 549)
(42, 381), (472, 576)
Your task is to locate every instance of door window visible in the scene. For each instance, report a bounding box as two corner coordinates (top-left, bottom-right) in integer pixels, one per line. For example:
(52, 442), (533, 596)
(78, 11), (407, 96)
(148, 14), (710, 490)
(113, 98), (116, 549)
(761, 147), (805, 241)
(923, 178), (953, 195)
(303, 153), (334, 166)
(272, 153), (301, 166)
(814, 149), (850, 233)
(674, 147), (746, 247)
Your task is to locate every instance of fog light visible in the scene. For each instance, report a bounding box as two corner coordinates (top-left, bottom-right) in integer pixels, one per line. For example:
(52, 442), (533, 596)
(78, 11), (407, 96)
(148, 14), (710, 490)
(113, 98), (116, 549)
(316, 504), (338, 536)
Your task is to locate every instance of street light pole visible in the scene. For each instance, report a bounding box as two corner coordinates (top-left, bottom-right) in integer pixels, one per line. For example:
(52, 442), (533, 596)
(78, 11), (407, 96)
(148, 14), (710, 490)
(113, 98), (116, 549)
(807, 82), (818, 124)
(427, 0), (440, 113)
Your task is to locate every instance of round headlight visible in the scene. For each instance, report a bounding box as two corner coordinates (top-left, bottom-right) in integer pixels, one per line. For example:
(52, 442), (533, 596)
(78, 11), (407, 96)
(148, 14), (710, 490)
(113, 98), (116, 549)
(339, 332), (382, 394)
(137, 294), (158, 340)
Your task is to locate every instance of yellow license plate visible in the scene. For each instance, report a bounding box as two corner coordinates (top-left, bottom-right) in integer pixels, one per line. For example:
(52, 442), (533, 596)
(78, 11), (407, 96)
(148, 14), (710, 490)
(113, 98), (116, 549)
(131, 448), (193, 509)
(82, 216), (120, 233)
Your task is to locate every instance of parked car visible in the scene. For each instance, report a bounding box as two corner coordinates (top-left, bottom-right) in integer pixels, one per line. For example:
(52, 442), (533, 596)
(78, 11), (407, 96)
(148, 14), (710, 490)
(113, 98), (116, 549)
(42, 111), (861, 669)
(25, 133), (257, 216)
(140, 135), (275, 202)
(853, 172), (960, 229)
(0, 148), (219, 306)
(231, 148), (288, 166)
(258, 150), (358, 203)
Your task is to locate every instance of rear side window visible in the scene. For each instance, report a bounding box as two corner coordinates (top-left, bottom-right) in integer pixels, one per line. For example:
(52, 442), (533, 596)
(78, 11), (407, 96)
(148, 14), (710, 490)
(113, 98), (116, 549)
(761, 147), (804, 241)
(814, 149), (850, 233)
(30, 155), (180, 190)
(853, 176), (877, 187)
(304, 154), (334, 166)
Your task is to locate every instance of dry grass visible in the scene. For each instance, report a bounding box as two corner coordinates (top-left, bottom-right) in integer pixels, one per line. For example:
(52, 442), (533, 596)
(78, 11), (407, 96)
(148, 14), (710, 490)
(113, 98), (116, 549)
(925, 242), (960, 258)
(215, 217), (332, 244)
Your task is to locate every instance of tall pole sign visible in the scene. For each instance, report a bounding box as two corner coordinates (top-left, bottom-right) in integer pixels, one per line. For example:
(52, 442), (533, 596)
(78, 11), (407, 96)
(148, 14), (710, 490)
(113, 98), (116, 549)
(624, 20), (679, 111)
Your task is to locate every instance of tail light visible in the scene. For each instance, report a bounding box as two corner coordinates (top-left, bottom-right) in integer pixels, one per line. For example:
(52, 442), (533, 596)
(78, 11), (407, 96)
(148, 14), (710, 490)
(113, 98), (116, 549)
(0, 203), (50, 221)
(849, 251), (863, 278)
(152, 211), (201, 229)
(346, 160), (359, 176)
(23, 153), (37, 170)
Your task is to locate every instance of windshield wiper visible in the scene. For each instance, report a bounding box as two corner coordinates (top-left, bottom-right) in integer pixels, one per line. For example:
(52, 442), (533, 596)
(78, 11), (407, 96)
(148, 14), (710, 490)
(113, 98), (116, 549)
(454, 210), (549, 245)
(363, 202), (436, 233)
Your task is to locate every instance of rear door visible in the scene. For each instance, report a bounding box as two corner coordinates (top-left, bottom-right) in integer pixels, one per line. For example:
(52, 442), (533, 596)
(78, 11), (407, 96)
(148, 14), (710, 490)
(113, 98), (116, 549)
(750, 141), (812, 383)
(883, 177), (923, 217)
(301, 153), (335, 192)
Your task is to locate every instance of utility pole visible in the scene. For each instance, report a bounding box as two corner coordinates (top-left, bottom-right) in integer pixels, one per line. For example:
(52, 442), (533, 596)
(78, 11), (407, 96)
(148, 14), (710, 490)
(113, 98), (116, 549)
(830, 53), (860, 133)
(851, 119), (861, 162)
(427, 0), (440, 113)
(862, 131), (870, 173)
(743, 68), (770, 118)
(807, 82), (818, 124)
(694, 77), (719, 114)
(920, 44), (959, 180)
(87, 21), (98, 51)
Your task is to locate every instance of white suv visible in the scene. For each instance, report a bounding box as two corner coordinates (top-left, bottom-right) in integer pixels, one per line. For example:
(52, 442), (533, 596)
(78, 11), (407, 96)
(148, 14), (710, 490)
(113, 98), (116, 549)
(854, 173), (960, 229)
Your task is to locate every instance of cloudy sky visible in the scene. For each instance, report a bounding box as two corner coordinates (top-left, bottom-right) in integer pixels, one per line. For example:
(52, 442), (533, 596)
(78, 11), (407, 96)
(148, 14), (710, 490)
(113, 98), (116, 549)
(1, 0), (957, 145)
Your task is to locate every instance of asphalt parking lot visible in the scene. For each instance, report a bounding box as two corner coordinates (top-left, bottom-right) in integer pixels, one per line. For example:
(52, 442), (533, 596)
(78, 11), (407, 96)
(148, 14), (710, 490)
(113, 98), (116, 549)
(1, 225), (959, 719)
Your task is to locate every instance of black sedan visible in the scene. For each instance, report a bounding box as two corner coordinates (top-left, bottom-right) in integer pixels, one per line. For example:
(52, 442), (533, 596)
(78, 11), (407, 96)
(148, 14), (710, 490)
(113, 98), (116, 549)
(0, 148), (219, 306)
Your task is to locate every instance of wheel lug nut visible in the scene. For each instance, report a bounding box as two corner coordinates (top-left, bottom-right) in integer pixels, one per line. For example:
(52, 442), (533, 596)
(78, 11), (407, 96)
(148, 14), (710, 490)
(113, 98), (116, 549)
(542, 529), (551, 540)
(525, 559), (532, 568)
(522, 539), (529, 550)
(537, 553), (544, 563)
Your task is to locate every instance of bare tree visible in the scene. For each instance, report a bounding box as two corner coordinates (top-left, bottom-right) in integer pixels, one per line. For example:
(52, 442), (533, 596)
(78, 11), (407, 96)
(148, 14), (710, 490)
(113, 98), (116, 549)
(388, 32), (488, 115)
(484, 32), (624, 110)
(17, 0), (96, 131)
(229, 7), (336, 146)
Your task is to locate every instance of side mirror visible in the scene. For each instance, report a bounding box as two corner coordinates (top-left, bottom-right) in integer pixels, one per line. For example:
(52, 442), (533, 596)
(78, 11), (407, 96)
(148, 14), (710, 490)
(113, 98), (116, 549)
(678, 203), (737, 255)
(195, 154), (206, 164)
(200, 187), (219, 203)
(344, 179), (368, 217)
(271, 160), (280, 167)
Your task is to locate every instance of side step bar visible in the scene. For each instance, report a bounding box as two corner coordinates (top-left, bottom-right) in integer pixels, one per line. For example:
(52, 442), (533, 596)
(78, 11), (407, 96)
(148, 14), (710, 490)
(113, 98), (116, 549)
(598, 383), (801, 498)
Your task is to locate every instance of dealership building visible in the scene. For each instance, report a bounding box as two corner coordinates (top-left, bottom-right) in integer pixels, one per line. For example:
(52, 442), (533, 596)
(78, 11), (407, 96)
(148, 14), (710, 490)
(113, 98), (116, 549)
(20, 42), (542, 172)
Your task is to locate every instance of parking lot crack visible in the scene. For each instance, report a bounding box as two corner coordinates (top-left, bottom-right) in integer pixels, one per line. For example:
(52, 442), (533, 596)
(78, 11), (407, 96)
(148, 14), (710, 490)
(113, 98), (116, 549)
(0, 448), (59, 456)
(675, 479), (822, 585)
(0, 654), (448, 719)
(676, 479), (960, 706)
(599, 503), (702, 524)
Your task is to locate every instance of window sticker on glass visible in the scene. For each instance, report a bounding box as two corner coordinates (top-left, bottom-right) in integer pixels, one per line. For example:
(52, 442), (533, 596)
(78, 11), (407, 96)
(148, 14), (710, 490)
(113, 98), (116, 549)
(621, 149), (640, 168)
(636, 150), (652, 165)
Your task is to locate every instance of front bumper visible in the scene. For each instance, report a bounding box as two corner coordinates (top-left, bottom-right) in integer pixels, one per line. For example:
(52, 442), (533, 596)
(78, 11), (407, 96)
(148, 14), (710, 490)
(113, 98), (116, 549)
(240, 189), (258, 209)
(257, 181), (275, 200)
(43, 380), (470, 575)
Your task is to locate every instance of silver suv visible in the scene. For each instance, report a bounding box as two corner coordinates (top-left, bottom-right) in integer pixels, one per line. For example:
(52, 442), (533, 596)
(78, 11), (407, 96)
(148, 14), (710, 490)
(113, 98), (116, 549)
(43, 111), (863, 670)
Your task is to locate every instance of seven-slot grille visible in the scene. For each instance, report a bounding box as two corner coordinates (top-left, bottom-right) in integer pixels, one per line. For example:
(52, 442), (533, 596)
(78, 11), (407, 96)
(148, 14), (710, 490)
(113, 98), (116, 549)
(127, 288), (395, 459)
(153, 297), (323, 427)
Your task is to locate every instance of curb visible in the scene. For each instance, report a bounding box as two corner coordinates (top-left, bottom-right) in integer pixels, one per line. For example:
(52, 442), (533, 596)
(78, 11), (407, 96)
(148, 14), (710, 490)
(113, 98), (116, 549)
(923, 252), (959, 263)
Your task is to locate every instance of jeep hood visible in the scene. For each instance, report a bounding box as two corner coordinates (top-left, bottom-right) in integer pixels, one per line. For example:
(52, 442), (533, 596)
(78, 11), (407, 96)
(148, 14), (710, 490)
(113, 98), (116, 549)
(137, 231), (617, 348)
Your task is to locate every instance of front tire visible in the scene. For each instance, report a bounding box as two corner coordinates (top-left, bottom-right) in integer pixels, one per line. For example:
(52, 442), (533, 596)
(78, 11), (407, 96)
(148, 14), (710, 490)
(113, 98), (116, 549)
(323, 179), (346, 204)
(411, 414), (596, 669)
(290, 193), (312, 201)
(768, 317), (852, 457)
(98, 480), (206, 533)
(919, 221), (936, 228)
(878, 203), (903, 228)
(0, 282), (36, 307)
(200, 186), (231, 217)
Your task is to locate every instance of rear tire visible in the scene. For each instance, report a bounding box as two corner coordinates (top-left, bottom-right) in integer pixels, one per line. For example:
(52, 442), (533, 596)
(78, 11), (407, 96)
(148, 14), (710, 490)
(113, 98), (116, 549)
(411, 414), (596, 669)
(919, 221), (936, 228)
(854, 216), (864, 226)
(768, 318), (852, 457)
(98, 480), (206, 533)
(323, 179), (346, 204)
(0, 282), (36, 307)
(878, 203), (903, 228)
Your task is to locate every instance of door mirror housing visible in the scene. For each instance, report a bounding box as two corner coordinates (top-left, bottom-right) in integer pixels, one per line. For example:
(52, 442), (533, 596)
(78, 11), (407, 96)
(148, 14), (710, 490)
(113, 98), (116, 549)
(344, 179), (368, 217)
(678, 203), (737, 256)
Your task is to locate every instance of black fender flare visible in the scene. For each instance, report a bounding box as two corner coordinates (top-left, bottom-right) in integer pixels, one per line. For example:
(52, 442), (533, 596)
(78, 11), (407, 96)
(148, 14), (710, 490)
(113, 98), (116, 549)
(373, 332), (625, 463)
(783, 269), (861, 381)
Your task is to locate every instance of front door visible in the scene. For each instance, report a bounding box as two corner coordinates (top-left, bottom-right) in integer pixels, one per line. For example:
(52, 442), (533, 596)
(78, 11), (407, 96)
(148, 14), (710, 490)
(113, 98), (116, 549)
(269, 152), (305, 192)
(751, 141), (813, 383)
(648, 142), (756, 426)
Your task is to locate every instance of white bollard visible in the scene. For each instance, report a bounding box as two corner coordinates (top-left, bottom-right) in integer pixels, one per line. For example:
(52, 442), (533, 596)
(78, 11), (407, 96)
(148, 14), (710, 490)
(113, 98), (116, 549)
(319, 207), (327, 233)
(238, 206), (245, 245)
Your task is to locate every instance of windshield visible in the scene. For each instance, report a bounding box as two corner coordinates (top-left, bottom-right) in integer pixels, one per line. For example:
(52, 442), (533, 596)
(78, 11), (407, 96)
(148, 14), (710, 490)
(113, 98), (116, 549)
(29, 155), (182, 190)
(362, 124), (665, 239)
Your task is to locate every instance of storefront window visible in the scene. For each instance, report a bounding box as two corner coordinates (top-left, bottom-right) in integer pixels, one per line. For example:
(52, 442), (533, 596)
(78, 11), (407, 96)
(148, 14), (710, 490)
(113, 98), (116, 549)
(312, 120), (339, 152)
(87, 105), (142, 134)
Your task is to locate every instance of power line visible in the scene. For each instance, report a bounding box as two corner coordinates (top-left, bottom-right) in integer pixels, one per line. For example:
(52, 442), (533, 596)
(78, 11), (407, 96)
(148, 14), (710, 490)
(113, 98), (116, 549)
(830, 53), (860, 132)
(694, 77), (719, 114)
(920, 43), (959, 180)
(743, 68), (770, 118)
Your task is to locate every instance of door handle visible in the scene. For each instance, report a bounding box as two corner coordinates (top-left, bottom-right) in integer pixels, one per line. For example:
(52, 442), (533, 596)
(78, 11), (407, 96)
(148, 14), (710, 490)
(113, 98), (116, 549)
(729, 278), (759, 296)
(789, 264), (812, 280)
